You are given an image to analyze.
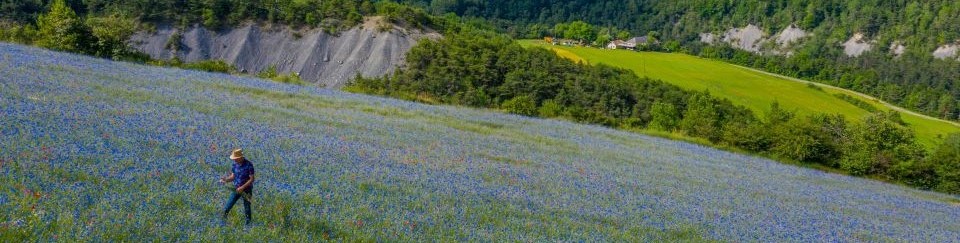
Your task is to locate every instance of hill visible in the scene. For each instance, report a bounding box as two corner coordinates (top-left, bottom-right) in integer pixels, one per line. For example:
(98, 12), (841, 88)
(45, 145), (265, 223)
(3, 43), (960, 241)
(520, 40), (960, 148)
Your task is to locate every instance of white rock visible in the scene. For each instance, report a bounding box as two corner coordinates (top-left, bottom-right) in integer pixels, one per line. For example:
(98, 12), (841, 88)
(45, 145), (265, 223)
(699, 33), (716, 44)
(933, 44), (958, 60)
(775, 25), (807, 48)
(843, 33), (872, 57)
(889, 41), (905, 57)
(722, 24), (764, 53)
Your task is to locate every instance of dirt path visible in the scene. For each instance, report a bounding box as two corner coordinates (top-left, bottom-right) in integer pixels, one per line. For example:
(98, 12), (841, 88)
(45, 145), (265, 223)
(729, 64), (960, 127)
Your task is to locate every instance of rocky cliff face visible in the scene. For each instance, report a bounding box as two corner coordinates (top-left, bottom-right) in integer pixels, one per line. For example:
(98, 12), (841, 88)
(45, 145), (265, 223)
(698, 25), (957, 60)
(704, 24), (809, 56)
(131, 18), (439, 88)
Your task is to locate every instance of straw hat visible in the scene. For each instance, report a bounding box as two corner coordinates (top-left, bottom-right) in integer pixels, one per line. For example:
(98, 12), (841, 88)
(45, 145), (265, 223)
(229, 149), (244, 160)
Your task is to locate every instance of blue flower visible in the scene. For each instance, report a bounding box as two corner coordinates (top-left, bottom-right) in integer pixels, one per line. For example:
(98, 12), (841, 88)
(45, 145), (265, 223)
(1, 42), (959, 242)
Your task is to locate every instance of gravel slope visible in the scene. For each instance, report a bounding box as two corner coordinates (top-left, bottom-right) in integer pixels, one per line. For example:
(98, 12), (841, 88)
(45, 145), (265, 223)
(131, 19), (439, 88)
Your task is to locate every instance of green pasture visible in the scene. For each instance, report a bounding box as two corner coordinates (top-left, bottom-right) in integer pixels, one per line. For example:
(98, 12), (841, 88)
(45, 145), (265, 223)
(519, 40), (960, 148)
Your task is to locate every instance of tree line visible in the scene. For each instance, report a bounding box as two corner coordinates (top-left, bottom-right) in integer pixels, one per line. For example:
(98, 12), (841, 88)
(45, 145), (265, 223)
(0, 0), (444, 61)
(0, 0), (440, 32)
(395, 0), (960, 122)
(347, 28), (960, 194)
(0, 0), (145, 61)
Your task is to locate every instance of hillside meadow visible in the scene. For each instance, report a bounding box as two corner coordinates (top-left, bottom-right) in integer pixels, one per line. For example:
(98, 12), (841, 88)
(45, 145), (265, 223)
(3, 42), (960, 241)
(519, 40), (960, 148)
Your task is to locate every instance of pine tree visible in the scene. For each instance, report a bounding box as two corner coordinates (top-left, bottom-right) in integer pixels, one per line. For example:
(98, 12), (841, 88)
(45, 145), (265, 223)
(35, 0), (88, 52)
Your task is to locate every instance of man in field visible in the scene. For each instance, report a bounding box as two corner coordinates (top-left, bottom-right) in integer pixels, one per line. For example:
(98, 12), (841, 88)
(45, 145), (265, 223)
(219, 148), (255, 225)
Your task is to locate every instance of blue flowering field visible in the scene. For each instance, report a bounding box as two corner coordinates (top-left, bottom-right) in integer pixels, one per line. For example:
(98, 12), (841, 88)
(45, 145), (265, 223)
(1, 43), (959, 241)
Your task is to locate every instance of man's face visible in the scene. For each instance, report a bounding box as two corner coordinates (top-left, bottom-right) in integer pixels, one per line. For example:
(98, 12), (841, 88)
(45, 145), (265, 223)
(232, 158), (243, 163)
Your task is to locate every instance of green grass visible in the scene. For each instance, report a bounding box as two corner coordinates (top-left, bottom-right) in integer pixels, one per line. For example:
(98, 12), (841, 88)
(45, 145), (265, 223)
(519, 40), (960, 148)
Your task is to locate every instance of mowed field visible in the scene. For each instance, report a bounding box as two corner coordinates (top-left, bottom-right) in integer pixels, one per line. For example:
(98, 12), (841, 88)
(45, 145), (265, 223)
(520, 40), (960, 148)
(3, 43), (960, 241)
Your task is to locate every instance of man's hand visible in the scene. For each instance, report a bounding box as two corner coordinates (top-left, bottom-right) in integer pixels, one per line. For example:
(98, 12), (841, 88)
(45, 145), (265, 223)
(218, 178), (225, 184)
(236, 187), (244, 193)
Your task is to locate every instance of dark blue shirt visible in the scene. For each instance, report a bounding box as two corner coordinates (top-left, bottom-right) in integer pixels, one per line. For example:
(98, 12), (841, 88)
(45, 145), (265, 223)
(232, 159), (255, 190)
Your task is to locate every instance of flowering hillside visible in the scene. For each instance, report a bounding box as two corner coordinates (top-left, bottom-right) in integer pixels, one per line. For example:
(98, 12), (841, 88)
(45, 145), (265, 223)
(1, 43), (958, 241)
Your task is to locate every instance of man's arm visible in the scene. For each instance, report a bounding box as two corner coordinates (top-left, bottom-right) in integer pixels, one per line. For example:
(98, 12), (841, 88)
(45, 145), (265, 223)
(238, 174), (254, 191)
(221, 173), (235, 183)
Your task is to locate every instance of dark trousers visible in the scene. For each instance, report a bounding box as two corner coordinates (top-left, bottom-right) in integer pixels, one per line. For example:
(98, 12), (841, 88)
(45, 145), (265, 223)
(223, 190), (252, 224)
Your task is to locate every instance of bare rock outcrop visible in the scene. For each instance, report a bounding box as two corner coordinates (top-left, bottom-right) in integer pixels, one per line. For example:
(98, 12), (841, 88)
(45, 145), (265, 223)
(699, 33), (716, 44)
(131, 17), (440, 88)
(933, 44), (958, 60)
(889, 41), (906, 57)
(702, 24), (809, 56)
(702, 25), (960, 61)
(774, 25), (807, 48)
(721, 25), (764, 53)
(842, 33), (872, 57)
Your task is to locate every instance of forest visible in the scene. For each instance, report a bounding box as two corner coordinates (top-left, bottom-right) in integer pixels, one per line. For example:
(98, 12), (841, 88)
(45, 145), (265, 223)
(0, 0), (442, 60)
(0, 0), (438, 30)
(395, 0), (960, 121)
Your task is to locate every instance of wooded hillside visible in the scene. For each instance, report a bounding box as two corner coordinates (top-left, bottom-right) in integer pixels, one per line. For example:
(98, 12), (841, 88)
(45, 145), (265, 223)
(397, 0), (960, 121)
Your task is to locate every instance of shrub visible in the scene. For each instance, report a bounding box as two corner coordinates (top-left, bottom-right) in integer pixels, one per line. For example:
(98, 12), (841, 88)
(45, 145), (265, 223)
(840, 112), (923, 176)
(770, 118), (821, 162)
(833, 93), (878, 112)
(720, 119), (770, 152)
(85, 14), (140, 60)
(679, 93), (720, 140)
(648, 101), (679, 131)
(0, 21), (38, 44)
(256, 65), (308, 85)
(257, 66), (279, 79)
(538, 99), (562, 118)
(931, 133), (960, 193)
(271, 72), (308, 86)
(501, 95), (537, 116)
(181, 60), (236, 73)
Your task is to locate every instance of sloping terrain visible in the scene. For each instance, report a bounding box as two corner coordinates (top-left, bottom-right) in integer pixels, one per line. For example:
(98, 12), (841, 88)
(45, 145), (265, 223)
(1, 43), (959, 241)
(131, 17), (439, 88)
(521, 40), (960, 148)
